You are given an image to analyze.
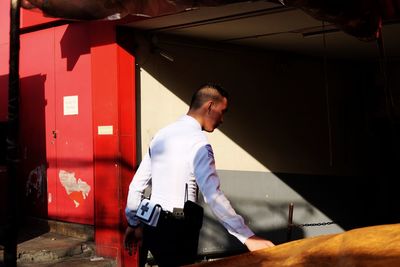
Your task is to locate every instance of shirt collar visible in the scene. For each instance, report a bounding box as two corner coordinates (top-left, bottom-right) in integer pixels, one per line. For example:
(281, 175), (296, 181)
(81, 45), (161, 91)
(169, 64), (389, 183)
(179, 115), (202, 131)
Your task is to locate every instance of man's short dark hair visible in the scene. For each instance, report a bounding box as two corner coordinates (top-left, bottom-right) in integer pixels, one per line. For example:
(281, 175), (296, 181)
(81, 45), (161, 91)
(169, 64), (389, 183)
(189, 83), (229, 110)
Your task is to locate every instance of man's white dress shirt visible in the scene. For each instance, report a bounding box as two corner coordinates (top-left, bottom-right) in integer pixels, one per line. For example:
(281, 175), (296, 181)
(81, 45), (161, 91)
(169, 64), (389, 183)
(126, 115), (254, 243)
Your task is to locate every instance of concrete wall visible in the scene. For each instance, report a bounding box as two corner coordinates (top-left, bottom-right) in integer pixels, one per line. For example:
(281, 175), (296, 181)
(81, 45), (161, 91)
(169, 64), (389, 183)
(132, 32), (399, 256)
(137, 35), (377, 175)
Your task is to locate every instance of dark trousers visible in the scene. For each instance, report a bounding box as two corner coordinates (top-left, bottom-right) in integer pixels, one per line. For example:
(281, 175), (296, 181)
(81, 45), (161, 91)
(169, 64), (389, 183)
(139, 211), (202, 267)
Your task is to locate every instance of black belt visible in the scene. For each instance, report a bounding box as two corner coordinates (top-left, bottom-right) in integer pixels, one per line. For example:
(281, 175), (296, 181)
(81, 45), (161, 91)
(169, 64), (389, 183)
(161, 209), (185, 220)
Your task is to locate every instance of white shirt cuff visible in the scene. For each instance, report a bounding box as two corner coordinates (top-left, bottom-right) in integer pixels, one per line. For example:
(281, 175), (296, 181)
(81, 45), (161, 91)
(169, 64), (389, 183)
(228, 227), (254, 244)
(125, 207), (140, 227)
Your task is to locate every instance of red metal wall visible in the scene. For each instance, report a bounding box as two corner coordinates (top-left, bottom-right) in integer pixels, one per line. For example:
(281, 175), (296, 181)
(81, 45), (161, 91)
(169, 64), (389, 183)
(0, 0), (10, 221)
(0, 0), (9, 122)
(19, 28), (56, 219)
(90, 22), (138, 266)
(20, 24), (94, 224)
(1, 6), (138, 265)
(21, 8), (60, 29)
(19, 21), (138, 266)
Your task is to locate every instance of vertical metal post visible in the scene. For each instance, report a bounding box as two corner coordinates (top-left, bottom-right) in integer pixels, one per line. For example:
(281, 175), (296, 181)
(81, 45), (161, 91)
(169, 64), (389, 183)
(376, 23), (393, 119)
(322, 21), (333, 168)
(5, 0), (21, 266)
(286, 203), (294, 242)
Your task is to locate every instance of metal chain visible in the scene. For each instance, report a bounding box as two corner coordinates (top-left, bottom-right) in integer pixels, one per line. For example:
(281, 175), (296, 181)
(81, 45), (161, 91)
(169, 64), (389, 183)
(292, 221), (335, 228)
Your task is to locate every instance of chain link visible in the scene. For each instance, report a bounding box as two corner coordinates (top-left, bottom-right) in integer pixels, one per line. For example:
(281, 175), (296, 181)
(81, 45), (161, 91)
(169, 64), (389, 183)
(290, 221), (335, 228)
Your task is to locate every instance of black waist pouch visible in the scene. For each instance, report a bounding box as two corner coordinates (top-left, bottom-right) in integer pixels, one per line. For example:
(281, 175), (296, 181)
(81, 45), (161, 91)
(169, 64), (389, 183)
(183, 200), (204, 230)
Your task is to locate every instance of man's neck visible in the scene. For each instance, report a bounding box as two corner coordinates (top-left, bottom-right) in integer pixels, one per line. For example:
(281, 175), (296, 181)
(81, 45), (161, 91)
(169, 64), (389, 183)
(187, 110), (204, 130)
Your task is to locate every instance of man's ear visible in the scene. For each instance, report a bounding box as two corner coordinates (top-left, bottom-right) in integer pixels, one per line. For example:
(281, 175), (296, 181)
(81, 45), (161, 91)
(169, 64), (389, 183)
(207, 101), (213, 114)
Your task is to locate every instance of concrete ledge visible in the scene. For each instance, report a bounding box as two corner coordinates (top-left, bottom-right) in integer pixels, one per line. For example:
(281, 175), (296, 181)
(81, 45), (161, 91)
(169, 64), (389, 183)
(24, 217), (94, 241)
(18, 256), (116, 267)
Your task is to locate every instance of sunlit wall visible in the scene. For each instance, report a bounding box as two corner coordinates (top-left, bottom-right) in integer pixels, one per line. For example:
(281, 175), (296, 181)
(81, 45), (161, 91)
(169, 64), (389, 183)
(135, 34), (362, 255)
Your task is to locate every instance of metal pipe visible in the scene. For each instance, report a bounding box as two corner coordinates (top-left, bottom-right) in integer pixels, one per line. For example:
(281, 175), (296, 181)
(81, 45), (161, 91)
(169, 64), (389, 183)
(286, 202), (294, 242)
(376, 21), (394, 119)
(147, 6), (292, 33)
(5, 0), (21, 266)
(322, 21), (333, 167)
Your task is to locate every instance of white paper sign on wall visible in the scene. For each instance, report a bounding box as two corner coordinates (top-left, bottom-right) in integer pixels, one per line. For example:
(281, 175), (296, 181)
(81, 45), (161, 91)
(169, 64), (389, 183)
(98, 125), (113, 135)
(63, 95), (79, 116)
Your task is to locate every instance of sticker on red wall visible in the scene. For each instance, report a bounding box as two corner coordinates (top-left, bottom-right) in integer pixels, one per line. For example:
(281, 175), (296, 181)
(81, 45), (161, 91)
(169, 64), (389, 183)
(59, 170), (91, 207)
(63, 95), (79, 116)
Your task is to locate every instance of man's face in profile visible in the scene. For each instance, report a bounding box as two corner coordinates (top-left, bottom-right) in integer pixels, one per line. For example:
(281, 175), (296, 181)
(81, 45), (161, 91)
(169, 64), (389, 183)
(203, 97), (228, 132)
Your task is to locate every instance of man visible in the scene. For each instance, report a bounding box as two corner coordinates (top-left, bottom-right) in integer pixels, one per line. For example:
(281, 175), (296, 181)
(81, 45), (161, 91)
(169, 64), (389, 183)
(124, 83), (274, 267)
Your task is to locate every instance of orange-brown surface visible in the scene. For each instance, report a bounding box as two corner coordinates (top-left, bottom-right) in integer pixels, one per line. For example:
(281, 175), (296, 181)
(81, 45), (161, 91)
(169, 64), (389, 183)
(190, 224), (400, 267)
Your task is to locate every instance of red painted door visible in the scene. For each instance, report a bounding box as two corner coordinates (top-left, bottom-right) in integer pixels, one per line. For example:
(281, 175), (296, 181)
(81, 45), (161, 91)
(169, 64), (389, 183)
(53, 24), (94, 224)
(20, 23), (94, 225)
(20, 29), (56, 218)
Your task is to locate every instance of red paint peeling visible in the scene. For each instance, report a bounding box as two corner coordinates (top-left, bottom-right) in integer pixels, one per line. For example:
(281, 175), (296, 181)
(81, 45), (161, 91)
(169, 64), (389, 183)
(59, 169), (91, 208)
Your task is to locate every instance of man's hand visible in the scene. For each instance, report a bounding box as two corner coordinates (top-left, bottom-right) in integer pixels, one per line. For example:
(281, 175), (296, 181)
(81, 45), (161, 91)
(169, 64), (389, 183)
(124, 225), (143, 256)
(245, 235), (275, 251)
